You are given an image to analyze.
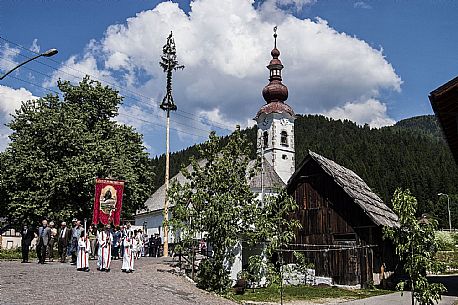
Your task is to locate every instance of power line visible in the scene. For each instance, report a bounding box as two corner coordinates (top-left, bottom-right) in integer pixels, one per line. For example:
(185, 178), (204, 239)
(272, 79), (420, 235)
(2, 74), (210, 140)
(0, 55), (217, 135)
(0, 36), (236, 131)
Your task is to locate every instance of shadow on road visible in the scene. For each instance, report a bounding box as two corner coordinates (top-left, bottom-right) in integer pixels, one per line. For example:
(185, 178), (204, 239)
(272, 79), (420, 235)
(429, 275), (458, 297)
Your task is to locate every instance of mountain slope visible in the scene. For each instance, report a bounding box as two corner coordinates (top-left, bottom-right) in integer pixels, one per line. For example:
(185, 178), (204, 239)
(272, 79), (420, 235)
(150, 114), (458, 228)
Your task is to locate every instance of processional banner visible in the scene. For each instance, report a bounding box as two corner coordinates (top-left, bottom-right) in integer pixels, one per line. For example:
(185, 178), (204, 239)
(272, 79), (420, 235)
(92, 178), (125, 226)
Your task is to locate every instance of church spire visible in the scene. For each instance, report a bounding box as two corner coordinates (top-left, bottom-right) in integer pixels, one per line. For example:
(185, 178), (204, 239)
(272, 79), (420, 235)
(262, 26), (288, 104)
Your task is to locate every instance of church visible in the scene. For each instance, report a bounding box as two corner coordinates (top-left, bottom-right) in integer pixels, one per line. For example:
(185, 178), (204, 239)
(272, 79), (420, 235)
(135, 30), (398, 287)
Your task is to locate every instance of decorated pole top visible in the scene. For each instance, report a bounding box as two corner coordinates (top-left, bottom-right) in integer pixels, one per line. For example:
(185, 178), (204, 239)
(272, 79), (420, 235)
(159, 31), (184, 112)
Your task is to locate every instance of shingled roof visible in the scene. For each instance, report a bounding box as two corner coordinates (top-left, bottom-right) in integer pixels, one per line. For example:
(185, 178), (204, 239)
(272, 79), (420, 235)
(289, 151), (399, 228)
(248, 157), (285, 190)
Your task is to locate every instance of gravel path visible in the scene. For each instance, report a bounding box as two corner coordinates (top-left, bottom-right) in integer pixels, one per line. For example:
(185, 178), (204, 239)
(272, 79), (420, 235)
(0, 258), (237, 305)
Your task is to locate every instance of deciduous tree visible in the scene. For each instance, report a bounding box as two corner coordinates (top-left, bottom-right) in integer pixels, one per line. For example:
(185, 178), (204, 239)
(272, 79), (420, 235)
(384, 188), (446, 305)
(0, 77), (153, 225)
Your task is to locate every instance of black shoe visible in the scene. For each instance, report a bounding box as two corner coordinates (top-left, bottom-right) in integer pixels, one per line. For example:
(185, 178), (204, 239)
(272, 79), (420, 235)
(105, 269), (110, 272)
(100, 268), (106, 271)
(121, 269), (126, 272)
(84, 268), (90, 272)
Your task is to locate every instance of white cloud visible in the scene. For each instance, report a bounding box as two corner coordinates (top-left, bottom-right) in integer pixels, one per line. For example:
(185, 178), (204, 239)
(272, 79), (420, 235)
(0, 43), (20, 73)
(322, 98), (395, 128)
(0, 85), (38, 150)
(354, 1), (372, 9)
(30, 39), (41, 53)
(45, 0), (402, 137)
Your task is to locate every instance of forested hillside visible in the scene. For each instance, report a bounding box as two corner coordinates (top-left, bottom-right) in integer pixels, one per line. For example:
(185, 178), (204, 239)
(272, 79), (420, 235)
(150, 114), (458, 228)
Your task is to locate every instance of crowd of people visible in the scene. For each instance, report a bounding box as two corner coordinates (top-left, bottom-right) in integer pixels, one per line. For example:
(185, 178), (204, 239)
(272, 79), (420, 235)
(20, 219), (163, 274)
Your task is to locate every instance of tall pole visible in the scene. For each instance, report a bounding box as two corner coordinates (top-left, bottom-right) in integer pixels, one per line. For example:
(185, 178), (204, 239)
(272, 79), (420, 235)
(159, 32), (184, 257)
(447, 195), (452, 231)
(260, 134), (265, 207)
(438, 193), (452, 231)
(163, 109), (171, 257)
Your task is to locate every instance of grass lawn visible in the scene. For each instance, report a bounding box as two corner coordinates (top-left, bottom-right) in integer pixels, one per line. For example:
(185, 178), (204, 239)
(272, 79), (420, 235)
(227, 285), (391, 303)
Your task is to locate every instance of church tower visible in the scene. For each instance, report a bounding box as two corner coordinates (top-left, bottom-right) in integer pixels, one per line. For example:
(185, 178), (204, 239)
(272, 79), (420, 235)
(255, 28), (295, 184)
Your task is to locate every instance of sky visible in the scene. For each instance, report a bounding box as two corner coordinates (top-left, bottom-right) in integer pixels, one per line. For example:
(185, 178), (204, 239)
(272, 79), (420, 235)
(0, 0), (457, 156)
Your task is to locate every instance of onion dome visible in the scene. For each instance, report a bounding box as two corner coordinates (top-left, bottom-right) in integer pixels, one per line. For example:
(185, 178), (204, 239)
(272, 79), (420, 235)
(256, 27), (294, 119)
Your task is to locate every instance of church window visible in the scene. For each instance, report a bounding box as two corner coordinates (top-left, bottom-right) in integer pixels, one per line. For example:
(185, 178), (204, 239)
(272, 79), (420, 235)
(263, 131), (269, 148)
(281, 131), (288, 146)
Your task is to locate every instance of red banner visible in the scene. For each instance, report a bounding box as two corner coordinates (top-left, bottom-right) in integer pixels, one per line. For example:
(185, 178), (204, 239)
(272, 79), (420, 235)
(92, 178), (125, 226)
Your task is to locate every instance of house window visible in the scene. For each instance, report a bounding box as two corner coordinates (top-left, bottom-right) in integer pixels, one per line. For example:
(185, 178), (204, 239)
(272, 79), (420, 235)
(281, 131), (288, 146)
(263, 131), (269, 148)
(282, 154), (287, 160)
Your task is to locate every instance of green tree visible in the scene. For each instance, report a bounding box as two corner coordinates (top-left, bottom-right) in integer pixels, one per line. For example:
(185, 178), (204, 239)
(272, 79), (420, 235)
(169, 128), (258, 292)
(384, 189), (446, 305)
(0, 77), (154, 225)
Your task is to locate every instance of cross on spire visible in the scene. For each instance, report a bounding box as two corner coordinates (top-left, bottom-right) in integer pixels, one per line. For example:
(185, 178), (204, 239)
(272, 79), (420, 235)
(273, 26), (278, 49)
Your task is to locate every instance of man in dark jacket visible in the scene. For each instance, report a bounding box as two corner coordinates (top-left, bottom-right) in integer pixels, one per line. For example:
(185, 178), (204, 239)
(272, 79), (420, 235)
(20, 224), (35, 263)
(57, 222), (71, 263)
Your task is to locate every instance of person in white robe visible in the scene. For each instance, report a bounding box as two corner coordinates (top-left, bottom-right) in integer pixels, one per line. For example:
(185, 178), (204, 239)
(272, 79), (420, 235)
(121, 232), (134, 273)
(77, 231), (90, 272)
(135, 231), (143, 259)
(97, 225), (113, 272)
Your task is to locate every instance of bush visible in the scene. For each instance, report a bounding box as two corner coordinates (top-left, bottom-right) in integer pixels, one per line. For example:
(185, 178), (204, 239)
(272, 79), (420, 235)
(0, 248), (37, 260)
(435, 231), (455, 251)
(197, 259), (232, 292)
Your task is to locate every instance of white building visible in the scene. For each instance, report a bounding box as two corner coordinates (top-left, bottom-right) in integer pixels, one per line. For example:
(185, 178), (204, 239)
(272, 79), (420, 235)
(135, 30), (295, 282)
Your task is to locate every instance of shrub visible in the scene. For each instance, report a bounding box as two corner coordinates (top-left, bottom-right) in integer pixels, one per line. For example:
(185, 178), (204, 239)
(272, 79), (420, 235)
(435, 231), (455, 251)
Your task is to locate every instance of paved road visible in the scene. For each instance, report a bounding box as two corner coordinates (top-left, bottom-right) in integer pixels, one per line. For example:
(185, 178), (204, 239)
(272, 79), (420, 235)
(0, 258), (236, 305)
(332, 292), (458, 305)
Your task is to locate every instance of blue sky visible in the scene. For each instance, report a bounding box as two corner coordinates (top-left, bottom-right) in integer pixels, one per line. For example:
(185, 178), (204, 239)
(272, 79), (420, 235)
(0, 0), (457, 156)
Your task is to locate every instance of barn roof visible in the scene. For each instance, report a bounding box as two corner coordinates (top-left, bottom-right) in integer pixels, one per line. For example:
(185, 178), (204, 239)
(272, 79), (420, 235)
(429, 76), (458, 163)
(136, 157), (281, 216)
(288, 151), (399, 228)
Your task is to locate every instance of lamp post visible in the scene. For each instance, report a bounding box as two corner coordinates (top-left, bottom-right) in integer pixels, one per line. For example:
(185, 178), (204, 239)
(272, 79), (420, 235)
(0, 48), (58, 80)
(438, 193), (452, 231)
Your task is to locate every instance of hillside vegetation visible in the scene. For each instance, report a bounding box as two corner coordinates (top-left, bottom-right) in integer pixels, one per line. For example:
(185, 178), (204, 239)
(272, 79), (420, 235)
(150, 114), (458, 228)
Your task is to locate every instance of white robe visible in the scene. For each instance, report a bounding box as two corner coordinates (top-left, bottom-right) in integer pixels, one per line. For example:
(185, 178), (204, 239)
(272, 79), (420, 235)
(97, 231), (113, 270)
(122, 237), (134, 271)
(77, 237), (90, 269)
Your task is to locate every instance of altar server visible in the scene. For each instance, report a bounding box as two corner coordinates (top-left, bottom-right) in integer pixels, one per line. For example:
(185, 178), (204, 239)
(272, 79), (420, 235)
(121, 232), (134, 273)
(97, 225), (113, 272)
(77, 231), (90, 272)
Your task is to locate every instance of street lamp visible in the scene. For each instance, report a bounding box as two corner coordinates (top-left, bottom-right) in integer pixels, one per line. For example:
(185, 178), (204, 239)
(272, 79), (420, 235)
(438, 193), (452, 231)
(0, 48), (58, 80)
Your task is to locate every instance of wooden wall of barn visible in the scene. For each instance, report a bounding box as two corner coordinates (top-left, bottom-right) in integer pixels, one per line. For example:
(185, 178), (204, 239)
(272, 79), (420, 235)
(286, 159), (395, 286)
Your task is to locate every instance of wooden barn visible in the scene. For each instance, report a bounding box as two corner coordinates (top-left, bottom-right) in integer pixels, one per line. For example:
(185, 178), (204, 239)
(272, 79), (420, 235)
(286, 151), (399, 287)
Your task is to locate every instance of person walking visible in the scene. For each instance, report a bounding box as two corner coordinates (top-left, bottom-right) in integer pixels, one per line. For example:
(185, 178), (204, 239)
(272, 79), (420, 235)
(97, 225), (113, 272)
(111, 226), (121, 260)
(77, 231), (90, 272)
(58, 222), (71, 263)
(152, 233), (161, 257)
(36, 220), (51, 264)
(121, 231), (134, 273)
(70, 220), (82, 265)
(48, 221), (57, 262)
(87, 225), (97, 260)
(20, 224), (35, 263)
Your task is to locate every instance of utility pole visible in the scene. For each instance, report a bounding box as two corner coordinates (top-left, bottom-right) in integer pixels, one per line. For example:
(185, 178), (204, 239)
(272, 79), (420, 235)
(159, 31), (184, 257)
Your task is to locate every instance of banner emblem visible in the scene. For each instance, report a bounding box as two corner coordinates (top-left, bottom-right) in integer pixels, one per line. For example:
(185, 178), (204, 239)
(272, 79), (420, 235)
(92, 178), (125, 226)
